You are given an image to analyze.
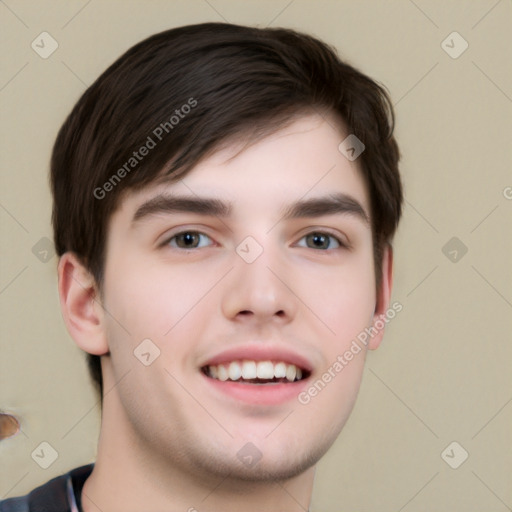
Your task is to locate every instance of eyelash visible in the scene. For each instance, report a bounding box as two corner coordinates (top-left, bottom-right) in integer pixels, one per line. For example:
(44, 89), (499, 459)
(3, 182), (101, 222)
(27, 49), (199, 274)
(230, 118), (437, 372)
(162, 230), (347, 251)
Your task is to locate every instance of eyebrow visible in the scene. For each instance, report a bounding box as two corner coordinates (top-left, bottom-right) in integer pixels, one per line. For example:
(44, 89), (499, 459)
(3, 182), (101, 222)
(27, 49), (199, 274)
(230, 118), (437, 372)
(280, 193), (369, 224)
(132, 194), (231, 224)
(131, 192), (369, 225)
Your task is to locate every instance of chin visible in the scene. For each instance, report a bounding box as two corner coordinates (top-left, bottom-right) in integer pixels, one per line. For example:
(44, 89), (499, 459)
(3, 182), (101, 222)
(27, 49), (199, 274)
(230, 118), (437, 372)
(187, 432), (335, 484)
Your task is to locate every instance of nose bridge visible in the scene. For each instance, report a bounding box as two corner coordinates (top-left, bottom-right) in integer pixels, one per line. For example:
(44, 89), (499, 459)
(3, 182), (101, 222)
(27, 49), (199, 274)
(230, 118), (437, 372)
(221, 233), (296, 321)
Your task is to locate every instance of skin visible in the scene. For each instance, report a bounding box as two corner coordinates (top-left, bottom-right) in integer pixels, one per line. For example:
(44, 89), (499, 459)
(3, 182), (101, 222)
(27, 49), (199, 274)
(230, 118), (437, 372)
(59, 114), (393, 512)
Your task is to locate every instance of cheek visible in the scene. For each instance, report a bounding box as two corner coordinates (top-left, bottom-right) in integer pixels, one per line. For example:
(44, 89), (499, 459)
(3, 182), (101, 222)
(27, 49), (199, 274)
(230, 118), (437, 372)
(102, 252), (220, 358)
(297, 356), (366, 437)
(303, 254), (376, 346)
(297, 280), (372, 421)
(303, 252), (375, 419)
(327, 282), (375, 343)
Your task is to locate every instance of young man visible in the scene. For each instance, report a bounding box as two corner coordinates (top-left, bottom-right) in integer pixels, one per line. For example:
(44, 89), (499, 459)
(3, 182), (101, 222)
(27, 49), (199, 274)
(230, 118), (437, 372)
(1, 22), (402, 511)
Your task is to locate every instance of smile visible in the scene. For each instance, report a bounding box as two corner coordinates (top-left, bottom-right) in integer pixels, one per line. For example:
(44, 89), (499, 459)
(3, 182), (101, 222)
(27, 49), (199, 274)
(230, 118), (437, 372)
(202, 360), (310, 384)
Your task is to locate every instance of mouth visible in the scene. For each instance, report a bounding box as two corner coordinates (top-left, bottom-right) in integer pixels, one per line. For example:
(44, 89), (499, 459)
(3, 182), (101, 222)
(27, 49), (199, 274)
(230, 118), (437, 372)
(201, 360), (311, 385)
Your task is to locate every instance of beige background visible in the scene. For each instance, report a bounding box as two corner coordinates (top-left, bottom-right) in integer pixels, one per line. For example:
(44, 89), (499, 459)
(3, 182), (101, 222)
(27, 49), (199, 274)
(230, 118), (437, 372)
(1, 1), (511, 510)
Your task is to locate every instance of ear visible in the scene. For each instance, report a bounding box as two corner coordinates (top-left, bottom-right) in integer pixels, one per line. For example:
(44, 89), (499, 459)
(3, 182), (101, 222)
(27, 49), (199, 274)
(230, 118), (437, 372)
(58, 252), (109, 356)
(368, 244), (394, 350)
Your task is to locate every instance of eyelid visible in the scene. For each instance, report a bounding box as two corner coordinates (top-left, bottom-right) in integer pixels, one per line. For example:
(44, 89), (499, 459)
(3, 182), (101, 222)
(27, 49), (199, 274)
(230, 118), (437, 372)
(158, 227), (216, 248)
(295, 228), (350, 248)
(173, 232), (213, 249)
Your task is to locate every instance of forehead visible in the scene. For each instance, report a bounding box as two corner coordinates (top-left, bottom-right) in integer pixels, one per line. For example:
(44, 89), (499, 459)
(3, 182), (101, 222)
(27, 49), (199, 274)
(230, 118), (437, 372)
(116, 113), (369, 220)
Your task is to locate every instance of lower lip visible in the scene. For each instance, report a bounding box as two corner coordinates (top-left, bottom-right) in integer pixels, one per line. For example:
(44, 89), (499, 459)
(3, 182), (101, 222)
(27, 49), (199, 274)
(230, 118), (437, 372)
(201, 373), (309, 405)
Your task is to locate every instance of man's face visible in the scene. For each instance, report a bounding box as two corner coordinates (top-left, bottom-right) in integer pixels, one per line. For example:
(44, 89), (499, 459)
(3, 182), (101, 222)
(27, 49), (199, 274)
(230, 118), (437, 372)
(100, 114), (381, 482)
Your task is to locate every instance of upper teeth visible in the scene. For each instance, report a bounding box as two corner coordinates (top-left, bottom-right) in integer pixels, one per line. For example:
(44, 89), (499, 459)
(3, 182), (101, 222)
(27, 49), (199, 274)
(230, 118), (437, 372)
(206, 360), (303, 382)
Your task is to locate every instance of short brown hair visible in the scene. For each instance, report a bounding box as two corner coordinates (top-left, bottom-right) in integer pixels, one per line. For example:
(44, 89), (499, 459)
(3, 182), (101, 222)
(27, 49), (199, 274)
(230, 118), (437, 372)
(50, 22), (403, 399)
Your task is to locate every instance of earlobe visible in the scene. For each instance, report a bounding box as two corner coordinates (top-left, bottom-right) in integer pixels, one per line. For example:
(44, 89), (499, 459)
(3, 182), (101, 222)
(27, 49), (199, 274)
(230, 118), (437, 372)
(368, 245), (394, 350)
(58, 252), (109, 356)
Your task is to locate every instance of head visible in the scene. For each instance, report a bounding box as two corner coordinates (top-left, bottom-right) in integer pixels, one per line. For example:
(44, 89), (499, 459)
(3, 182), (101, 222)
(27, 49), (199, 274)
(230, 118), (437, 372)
(52, 23), (402, 482)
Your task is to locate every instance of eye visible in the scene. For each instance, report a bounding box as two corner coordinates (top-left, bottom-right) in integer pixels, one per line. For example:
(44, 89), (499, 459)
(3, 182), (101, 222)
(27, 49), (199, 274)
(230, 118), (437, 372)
(166, 231), (213, 249)
(296, 232), (343, 250)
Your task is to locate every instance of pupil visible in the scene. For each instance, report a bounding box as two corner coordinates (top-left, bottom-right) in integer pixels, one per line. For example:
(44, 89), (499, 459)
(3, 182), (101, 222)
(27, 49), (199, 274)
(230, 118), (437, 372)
(181, 233), (197, 247)
(310, 233), (327, 248)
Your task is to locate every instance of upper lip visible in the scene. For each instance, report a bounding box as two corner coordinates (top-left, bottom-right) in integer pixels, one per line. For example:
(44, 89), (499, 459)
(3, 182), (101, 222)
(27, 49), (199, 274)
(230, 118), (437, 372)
(200, 344), (314, 373)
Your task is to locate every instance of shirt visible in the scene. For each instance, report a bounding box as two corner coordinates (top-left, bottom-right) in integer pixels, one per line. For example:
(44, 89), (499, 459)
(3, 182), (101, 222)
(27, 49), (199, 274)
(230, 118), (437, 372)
(0, 464), (94, 512)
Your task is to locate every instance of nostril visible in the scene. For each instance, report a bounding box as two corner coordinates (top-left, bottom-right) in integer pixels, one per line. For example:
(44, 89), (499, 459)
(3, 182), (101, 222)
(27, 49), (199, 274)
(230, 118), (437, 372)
(0, 412), (20, 440)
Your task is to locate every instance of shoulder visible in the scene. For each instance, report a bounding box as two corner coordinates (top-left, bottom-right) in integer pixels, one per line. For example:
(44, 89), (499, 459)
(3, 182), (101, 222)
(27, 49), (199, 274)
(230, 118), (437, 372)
(0, 464), (94, 512)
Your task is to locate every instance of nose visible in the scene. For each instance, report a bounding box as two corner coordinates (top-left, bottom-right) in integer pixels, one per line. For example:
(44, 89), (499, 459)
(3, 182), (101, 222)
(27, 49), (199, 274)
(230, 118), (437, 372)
(221, 242), (298, 326)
